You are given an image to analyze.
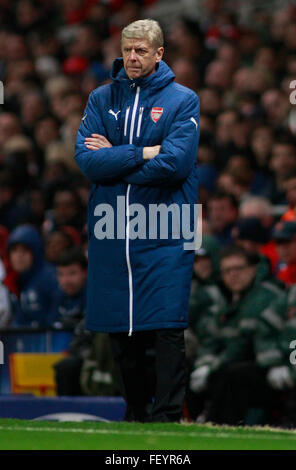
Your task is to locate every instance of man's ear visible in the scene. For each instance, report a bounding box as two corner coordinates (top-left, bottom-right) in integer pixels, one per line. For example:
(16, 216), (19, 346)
(156, 47), (164, 63)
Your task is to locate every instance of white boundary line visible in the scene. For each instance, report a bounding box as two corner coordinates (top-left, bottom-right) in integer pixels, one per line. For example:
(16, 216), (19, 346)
(0, 425), (296, 442)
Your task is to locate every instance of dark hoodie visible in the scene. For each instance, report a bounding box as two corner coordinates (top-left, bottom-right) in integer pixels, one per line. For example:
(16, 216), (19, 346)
(7, 225), (58, 327)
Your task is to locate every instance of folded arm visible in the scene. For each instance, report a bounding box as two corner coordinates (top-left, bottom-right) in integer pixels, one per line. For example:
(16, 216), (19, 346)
(123, 93), (200, 186)
(74, 91), (145, 183)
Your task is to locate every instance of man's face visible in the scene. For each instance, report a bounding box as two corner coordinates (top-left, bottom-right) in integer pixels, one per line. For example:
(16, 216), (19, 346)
(9, 244), (33, 272)
(221, 255), (256, 293)
(57, 263), (87, 296)
(121, 37), (164, 79)
(193, 256), (212, 281)
(270, 144), (296, 177)
(208, 198), (238, 232)
(276, 239), (296, 264)
(54, 191), (78, 223)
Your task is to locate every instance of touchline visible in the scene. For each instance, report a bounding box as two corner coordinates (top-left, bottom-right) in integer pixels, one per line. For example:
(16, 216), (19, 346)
(92, 197), (203, 251)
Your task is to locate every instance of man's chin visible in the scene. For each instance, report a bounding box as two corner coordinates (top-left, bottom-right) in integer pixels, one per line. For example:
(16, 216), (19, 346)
(127, 71), (141, 79)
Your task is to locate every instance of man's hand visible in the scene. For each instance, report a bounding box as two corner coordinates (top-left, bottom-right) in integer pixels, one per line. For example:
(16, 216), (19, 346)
(190, 364), (211, 393)
(143, 145), (161, 160)
(266, 366), (294, 390)
(85, 134), (112, 150)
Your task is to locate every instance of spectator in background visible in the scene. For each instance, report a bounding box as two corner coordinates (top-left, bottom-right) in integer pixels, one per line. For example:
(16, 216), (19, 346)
(188, 234), (221, 334)
(49, 247), (87, 330)
(281, 172), (296, 222)
(189, 246), (283, 425)
(7, 224), (58, 327)
(43, 187), (84, 235)
(239, 196), (278, 272)
(45, 230), (74, 266)
(0, 171), (31, 230)
(255, 285), (296, 427)
(232, 216), (283, 287)
(260, 138), (296, 204)
(0, 113), (22, 148)
(272, 221), (296, 286)
(52, 249), (116, 397)
(207, 192), (239, 246)
(249, 125), (274, 194)
(213, 109), (239, 169)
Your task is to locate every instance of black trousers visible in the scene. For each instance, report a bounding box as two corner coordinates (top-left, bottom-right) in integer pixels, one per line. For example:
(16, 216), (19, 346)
(54, 356), (84, 396)
(109, 328), (186, 423)
(206, 362), (278, 426)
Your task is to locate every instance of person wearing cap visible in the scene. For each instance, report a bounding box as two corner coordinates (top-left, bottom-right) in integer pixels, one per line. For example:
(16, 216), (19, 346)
(272, 221), (296, 286)
(232, 216), (282, 287)
(188, 245), (283, 424)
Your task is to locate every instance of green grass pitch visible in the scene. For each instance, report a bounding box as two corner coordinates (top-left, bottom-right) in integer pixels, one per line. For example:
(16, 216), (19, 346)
(0, 419), (296, 450)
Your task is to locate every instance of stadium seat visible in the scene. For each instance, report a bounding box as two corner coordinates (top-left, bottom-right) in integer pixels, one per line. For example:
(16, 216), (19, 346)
(9, 352), (68, 396)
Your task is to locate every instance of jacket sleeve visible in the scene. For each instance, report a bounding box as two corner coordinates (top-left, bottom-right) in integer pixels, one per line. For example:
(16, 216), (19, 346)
(74, 91), (145, 183)
(255, 295), (287, 368)
(123, 93), (200, 186)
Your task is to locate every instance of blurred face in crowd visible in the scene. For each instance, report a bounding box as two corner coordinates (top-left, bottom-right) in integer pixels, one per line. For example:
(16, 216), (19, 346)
(270, 143), (296, 178)
(0, 113), (21, 146)
(193, 255), (212, 281)
(261, 90), (289, 123)
(284, 177), (296, 207)
(171, 58), (199, 90)
(235, 238), (260, 255)
(221, 255), (256, 293)
(21, 92), (45, 126)
(57, 263), (87, 296)
(208, 197), (238, 232)
(239, 198), (273, 228)
(251, 127), (273, 167)
(9, 244), (33, 272)
(254, 47), (276, 72)
(276, 238), (296, 264)
(121, 37), (163, 79)
(34, 117), (59, 149)
(216, 110), (238, 144)
(45, 231), (72, 264)
(199, 88), (221, 116)
(54, 190), (79, 224)
(205, 60), (232, 90)
(216, 43), (240, 71)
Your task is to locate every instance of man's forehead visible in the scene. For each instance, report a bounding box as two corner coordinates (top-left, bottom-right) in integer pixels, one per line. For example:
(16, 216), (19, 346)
(121, 37), (152, 48)
(221, 255), (246, 266)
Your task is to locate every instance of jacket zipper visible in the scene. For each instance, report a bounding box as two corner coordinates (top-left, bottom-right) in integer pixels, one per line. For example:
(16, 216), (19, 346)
(136, 107), (144, 138)
(126, 85), (140, 336)
(124, 106), (130, 136)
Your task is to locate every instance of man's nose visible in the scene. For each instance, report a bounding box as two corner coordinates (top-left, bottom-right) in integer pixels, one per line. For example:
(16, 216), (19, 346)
(130, 49), (137, 60)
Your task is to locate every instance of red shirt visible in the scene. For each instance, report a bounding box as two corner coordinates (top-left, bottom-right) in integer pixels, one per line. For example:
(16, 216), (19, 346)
(277, 263), (296, 286)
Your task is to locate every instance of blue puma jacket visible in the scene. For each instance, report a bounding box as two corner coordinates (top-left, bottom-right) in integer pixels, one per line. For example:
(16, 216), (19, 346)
(75, 59), (200, 334)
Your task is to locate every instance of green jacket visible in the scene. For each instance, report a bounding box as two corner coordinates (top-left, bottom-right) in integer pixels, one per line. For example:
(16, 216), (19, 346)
(255, 285), (296, 381)
(193, 280), (284, 371)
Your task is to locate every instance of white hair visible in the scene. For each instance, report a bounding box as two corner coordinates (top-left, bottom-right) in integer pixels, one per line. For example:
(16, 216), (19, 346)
(239, 196), (273, 218)
(122, 19), (164, 49)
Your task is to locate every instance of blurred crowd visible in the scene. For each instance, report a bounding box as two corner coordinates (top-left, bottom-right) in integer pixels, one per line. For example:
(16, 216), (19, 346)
(0, 0), (296, 426)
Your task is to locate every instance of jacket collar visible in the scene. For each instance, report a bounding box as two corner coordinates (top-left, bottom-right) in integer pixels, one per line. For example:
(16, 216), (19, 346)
(110, 58), (175, 93)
